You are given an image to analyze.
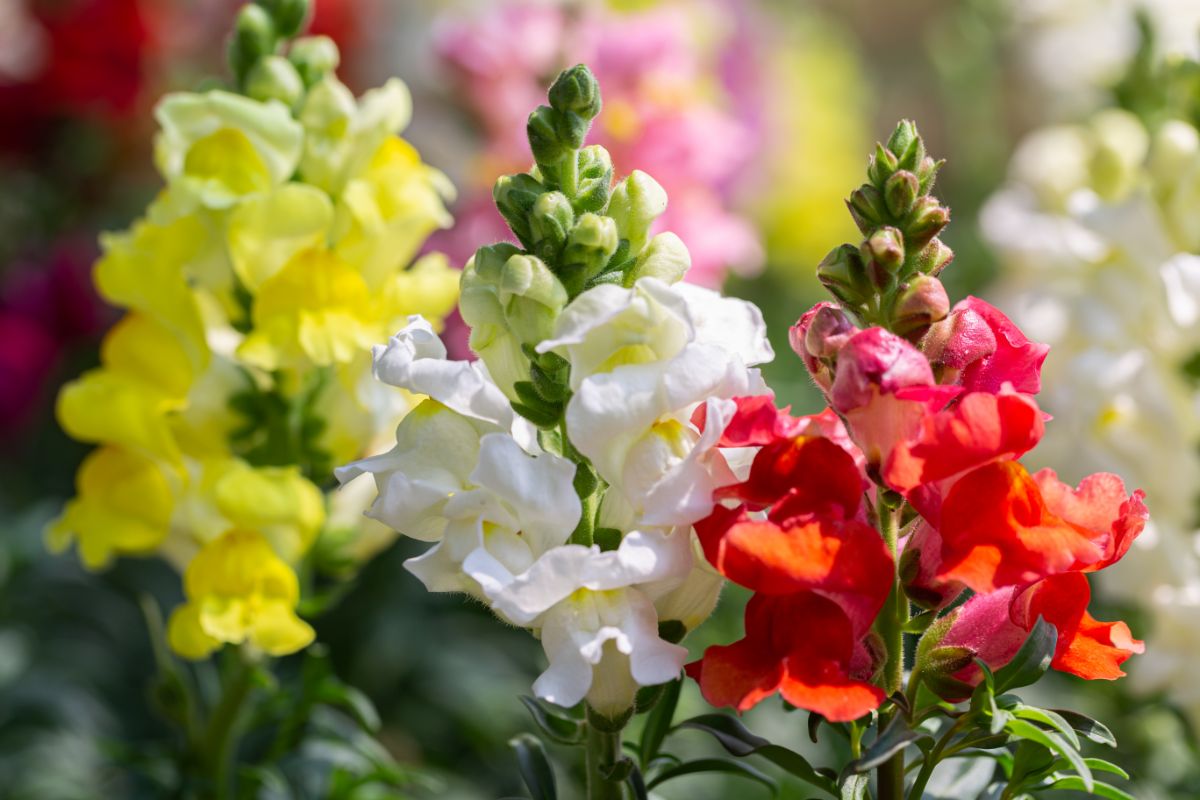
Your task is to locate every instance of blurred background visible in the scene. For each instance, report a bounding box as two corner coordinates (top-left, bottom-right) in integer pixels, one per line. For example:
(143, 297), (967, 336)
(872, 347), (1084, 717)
(1, 0), (1198, 797)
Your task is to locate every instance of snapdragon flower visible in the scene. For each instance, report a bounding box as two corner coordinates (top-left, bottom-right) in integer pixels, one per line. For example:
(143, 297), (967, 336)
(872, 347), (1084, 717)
(51, 0), (458, 663)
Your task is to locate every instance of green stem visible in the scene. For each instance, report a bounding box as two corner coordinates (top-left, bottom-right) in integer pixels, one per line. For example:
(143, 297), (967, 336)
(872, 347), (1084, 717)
(560, 150), (579, 198)
(905, 719), (965, 800)
(204, 650), (257, 800)
(875, 504), (908, 800)
(585, 719), (624, 800)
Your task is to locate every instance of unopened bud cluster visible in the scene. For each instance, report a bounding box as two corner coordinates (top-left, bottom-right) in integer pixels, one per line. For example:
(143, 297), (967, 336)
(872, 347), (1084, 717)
(818, 120), (953, 338)
(228, 0), (338, 107)
(462, 64), (690, 423)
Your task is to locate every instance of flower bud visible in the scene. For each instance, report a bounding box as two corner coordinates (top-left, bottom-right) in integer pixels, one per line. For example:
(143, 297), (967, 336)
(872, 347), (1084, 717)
(847, 184), (888, 234)
(572, 145), (613, 214)
(625, 232), (690, 285)
(867, 143), (899, 187)
(548, 64), (602, 120)
(288, 35), (340, 86)
(886, 119), (925, 172)
(864, 226), (905, 272)
(607, 170), (667, 255)
(816, 244), (870, 307)
(228, 4), (278, 84)
(913, 238), (954, 276)
(884, 170), (919, 217)
(529, 191), (574, 262)
(527, 105), (571, 165)
(256, 0), (311, 38)
(790, 302), (839, 392)
(245, 54), (304, 108)
(891, 275), (949, 339)
(904, 197), (949, 246)
(916, 156), (943, 195)
(460, 243), (522, 326)
(493, 172), (548, 248)
(560, 213), (619, 294)
(499, 254), (569, 345)
(804, 304), (857, 359)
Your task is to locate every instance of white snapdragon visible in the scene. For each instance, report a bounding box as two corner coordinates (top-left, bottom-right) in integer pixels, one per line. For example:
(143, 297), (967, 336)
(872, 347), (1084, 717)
(539, 278), (773, 527)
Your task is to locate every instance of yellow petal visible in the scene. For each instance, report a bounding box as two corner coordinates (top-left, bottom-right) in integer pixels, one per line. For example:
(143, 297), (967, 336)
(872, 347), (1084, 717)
(382, 252), (460, 330)
(214, 464), (326, 562)
(250, 600), (315, 656)
(57, 371), (183, 462)
(167, 602), (222, 660)
(227, 183), (334, 291)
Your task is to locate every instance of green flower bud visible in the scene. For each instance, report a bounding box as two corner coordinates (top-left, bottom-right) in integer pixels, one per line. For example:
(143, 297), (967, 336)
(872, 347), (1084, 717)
(607, 169), (667, 254)
(867, 143), (899, 187)
(904, 197), (950, 247)
(499, 254), (569, 344)
(916, 156), (943, 195)
(914, 238), (954, 276)
(556, 110), (590, 152)
(256, 0), (311, 38)
(816, 244), (870, 307)
(847, 184), (888, 235)
(244, 54), (304, 108)
(560, 213), (619, 294)
(459, 243), (523, 328)
(572, 145), (613, 214)
(493, 172), (548, 249)
(886, 119), (925, 172)
(625, 232), (690, 285)
(529, 191), (574, 262)
(884, 170), (919, 218)
(864, 226), (905, 272)
(1088, 108), (1149, 202)
(549, 64), (602, 120)
(229, 4), (278, 85)
(288, 35), (340, 87)
(527, 105), (572, 165)
(892, 275), (949, 340)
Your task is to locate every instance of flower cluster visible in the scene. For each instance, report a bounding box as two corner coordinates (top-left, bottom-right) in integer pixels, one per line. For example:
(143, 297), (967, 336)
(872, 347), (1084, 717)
(433, 0), (763, 290)
(688, 120), (1149, 721)
(49, 0), (457, 660)
(983, 71), (1200, 726)
(341, 64), (772, 718)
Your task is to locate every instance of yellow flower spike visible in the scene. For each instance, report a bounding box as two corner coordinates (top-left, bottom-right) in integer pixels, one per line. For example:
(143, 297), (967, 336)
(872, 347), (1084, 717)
(167, 530), (315, 660)
(154, 90), (303, 208)
(48, 447), (177, 569)
(238, 247), (379, 370)
(227, 183), (335, 292)
(212, 462), (326, 563)
(333, 135), (455, 289)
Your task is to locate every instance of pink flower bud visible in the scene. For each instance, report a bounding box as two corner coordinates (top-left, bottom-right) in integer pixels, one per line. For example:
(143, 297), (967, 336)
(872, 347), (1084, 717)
(892, 275), (949, 339)
(790, 302), (855, 393)
(925, 296), (1048, 395)
(830, 327), (934, 413)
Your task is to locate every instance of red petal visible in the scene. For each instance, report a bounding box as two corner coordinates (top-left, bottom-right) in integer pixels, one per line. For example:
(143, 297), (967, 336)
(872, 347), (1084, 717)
(936, 462), (1105, 593)
(693, 394), (804, 448)
(716, 435), (864, 514)
(1032, 470), (1148, 571)
(954, 297), (1049, 395)
(1014, 573), (1144, 680)
(687, 639), (783, 712)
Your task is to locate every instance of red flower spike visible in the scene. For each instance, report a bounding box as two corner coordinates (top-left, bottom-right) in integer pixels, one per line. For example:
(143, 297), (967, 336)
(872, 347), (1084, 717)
(687, 593), (886, 721)
(1013, 573), (1145, 680)
(935, 461), (1106, 593)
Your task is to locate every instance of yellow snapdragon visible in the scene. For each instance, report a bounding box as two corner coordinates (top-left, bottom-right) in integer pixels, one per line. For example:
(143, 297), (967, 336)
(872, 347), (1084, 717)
(52, 34), (457, 661)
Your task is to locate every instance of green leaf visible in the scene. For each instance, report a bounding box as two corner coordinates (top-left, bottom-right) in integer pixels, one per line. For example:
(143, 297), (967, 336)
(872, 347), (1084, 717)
(840, 774), (869, 800)
(1080, 758), (1130, 780)
(1045, 777), (1136, 800)
(627, 765), (650, 800)
(647, 758), (777, 794)
(673, 715), (837, 797)
(993, 618), (1057, 694)
(314, 681), (381, 733)
(639, 678), (681, 768)
(519, 696), (585, 745)
(513, 401), (561, 428)
(600, 757), (634, 782)
(509, 734), (557, 800)
(1010, 705), (1079, 750)
(902, 610), (937, 634)
(1048, 708), (1117, 748)
(845, 715), (930, 774)
(1004, 718), (1092, 791)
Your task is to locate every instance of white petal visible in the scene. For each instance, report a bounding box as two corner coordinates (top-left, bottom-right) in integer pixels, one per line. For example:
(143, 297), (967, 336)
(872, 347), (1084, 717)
(639, 397), (738, 527)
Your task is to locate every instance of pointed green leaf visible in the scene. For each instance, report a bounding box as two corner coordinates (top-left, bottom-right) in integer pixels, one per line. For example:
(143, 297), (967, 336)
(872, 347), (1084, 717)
(647, 757), (777, 794)
(1045, 777), (1135, 800)
(845, 715), (930, 774)
(673, 715), (837, 797)
(1004, 718), (1092, 791)
(509, 734), (557, 800)
(993, 618), (1057, 694)
(519, 696), (585, 745)
(1010, 705), (1079, 749)
(1049, 708), (1117, 748)
(639, 678), (681, 768)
